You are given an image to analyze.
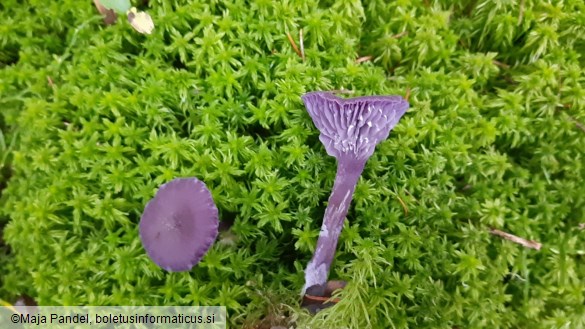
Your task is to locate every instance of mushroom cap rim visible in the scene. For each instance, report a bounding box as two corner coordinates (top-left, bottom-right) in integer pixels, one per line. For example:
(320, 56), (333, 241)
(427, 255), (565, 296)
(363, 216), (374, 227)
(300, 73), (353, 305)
(301, 91), (409, 108)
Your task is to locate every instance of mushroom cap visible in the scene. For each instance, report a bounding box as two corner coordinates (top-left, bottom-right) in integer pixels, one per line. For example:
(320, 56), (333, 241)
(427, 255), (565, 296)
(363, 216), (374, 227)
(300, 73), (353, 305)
(301, 92), (409, 161)
(139, 177), (219, 272)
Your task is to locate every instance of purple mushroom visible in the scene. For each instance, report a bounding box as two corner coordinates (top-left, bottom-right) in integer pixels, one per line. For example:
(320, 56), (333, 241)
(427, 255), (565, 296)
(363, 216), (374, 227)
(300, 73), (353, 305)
(301, 91), (409, 296)
(139, 177), (219, 272)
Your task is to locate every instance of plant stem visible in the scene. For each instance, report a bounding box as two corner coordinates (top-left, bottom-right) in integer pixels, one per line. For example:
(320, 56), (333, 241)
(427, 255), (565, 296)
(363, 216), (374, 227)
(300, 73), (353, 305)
(303, 158), (365, 296)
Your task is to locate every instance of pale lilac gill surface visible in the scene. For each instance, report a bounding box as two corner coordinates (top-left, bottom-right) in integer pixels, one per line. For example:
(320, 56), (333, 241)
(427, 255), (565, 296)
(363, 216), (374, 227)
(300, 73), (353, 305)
(301, 91), (409, 296)
(139, 177), (219, 272)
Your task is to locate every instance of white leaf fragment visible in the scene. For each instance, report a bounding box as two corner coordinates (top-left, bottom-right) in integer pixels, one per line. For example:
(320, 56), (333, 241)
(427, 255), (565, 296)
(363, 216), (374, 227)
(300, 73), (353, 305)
(127, 7), (154, 35)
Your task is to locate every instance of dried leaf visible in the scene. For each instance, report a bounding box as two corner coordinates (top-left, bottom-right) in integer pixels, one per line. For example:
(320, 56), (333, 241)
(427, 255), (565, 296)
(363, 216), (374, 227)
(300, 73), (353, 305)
(93, 0), (117, 25)
(127, 7), (155, 35)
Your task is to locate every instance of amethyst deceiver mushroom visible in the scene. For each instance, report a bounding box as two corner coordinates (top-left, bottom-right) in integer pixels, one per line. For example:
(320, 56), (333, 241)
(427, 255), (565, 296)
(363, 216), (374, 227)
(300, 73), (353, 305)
(139, 177), (219, 272)
(301, 91), (409, 296)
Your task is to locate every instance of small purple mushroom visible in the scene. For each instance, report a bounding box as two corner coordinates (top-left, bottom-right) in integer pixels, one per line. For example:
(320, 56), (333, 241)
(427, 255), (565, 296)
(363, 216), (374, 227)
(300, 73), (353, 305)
(139, 177), (219, 272)
(301, 91), (409, 296)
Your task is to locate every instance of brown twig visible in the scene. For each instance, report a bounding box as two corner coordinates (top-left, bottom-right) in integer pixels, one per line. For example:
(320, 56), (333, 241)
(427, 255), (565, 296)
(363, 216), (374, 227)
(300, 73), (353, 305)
(299, 29), (305, 61)
(392, 31), (409, 39)
(405, 87), (411, 102)
(93, 0), (117, 25)
(47, 76), (55, 88)
(356, 56), (373, 64)
(489, 228), (542, 250)
(286, 32), (303, 59)
(396, 195), (408, 216)
(493, 60), (510, 70)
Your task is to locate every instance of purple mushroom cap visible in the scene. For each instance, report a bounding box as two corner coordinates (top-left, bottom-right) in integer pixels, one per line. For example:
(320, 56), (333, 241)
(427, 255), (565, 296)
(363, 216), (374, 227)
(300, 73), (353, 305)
(139, 177), (219, 272)
(302, 91), (409, 162)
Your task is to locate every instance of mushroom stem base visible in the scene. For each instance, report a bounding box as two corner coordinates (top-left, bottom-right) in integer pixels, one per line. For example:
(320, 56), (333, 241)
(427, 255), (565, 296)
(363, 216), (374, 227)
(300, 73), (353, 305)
(302, 280), (347, 314)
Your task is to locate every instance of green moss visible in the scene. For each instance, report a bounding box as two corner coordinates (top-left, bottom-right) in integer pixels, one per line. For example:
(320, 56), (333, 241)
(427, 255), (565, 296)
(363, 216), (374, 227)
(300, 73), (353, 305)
(1, 0), (585, 328)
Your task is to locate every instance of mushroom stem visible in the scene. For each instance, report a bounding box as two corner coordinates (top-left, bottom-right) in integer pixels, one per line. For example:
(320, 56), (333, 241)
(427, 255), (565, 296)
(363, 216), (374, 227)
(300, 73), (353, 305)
(303, 158), (366, 296)
(299, 91), (409, 300)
